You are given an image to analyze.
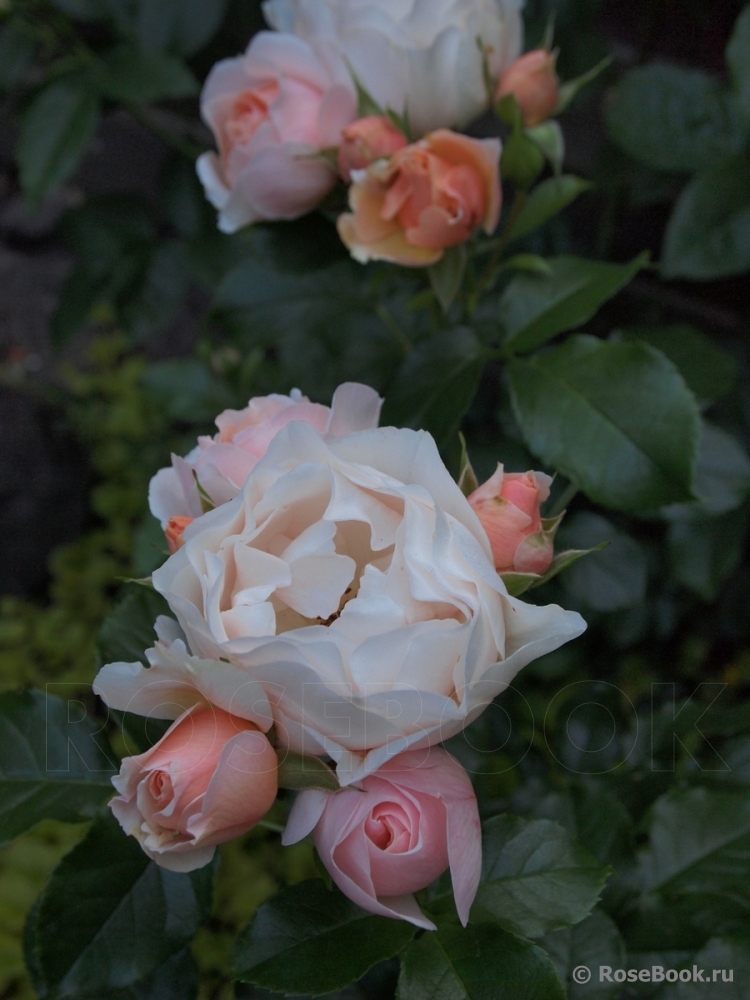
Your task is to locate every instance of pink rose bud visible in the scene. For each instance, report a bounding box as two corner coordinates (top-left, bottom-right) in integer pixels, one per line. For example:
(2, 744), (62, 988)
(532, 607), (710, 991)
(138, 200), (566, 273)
(495, 50), (560, 127)
(110, 703), (278, 872)
(165, 516), (194, 555)
(282, 747), (481, 929)
(338, 129), (502, 267)
(337, 115), (408, 181)
(469, 465), (554, 576)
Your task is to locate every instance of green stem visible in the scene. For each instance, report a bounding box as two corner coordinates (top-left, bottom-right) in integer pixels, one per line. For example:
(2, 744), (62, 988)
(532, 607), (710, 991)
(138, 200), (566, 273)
(257, 820), (285, 834)
(470, 189), (528, 311)
(375, 303), (411, 356)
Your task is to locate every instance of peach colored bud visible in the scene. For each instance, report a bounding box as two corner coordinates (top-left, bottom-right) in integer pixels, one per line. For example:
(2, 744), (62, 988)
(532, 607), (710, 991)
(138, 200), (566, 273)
(338, 129), (501, 267)
(337, 116), (408, 181)
(469, 465), (554, 575)
(495, 50), (560, 127)
(110, 702), (278, 871)
(165, 516), (194, 554)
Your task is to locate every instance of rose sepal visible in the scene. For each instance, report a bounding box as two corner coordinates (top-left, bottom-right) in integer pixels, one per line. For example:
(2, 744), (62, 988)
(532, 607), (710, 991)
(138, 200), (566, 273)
(277, 750), (340, 793)
(501, 541), (609, 596)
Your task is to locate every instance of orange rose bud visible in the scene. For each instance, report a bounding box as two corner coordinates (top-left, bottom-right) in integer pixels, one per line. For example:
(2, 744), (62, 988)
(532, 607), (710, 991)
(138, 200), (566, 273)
(337, 115), (408, 181)
(495, 50), (560, 128)
(165, 516), (194, 555)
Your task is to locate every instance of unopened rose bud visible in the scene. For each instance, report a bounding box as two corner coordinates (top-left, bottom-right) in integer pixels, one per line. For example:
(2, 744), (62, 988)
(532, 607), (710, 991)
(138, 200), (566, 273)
(495, 50), (560, 128)
(337, 116), (408, 181)
(165, 516), (194, 554)
(469, 466), (554, 576)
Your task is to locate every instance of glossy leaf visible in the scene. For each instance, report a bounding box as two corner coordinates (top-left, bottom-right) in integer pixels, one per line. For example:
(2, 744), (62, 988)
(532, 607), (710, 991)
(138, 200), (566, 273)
(95, 45), (199, 103)
(662, 155), (750, 280)
(29, 813), (215, 998)
(671, 422), (750, 518)
(17, 78), (100, 206)
(234, 879), (415, 996)
(135, 0), (229, 58)
(277, 750), (339, 793)
(607, 64), (739, 173)
(98, 585), (172, 668)
(509, 335), (701, 511)
(397, 924), (566, 1000)
(621, 326), (737, 405)
(509, 176), (592, 243)
(556, 513), (648, 612)
(473, 815), (609, 939)
(500, 254), (648, 356)
(541, 910), (626, 999)
(0, 691), (115, 846)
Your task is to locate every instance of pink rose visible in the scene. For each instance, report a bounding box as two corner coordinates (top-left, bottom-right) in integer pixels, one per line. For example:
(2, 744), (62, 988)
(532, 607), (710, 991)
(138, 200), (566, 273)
(165, 516), (193, 555)
(469, 466), (554, 575)
(149, 383), (383, 528)
(282, 747), (481, 929)
(338, 129), (502, 267)
(110, 702), (278, 872)
(337, 116), (408, 182)
(495, 50), (560, 127)
(197, 31), (357, 232)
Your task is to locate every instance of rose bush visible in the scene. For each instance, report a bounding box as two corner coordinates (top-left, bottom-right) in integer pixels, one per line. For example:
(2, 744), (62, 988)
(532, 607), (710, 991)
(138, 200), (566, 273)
(262, 0), (524, 137)
(196, 31), (356, 232)
(126, 414), (585, 786)
(282, 747), (481, 928)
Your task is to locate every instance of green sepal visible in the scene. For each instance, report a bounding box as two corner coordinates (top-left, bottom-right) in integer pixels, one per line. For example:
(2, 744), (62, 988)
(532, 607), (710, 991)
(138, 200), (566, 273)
(501, 543), (608, 597)
(555, 56), (613, 115)
(457, 432), (479, 498)
(526, 120), (565, 175)
(277, 750), (340, 793)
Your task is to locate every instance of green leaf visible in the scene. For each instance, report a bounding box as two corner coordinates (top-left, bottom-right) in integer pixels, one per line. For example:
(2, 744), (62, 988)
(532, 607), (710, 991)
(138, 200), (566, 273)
(429, 244), (468, 314)
(382, 329), (484, 449)
(135, 0), (229, 58)
(473, 815), (609, 939)
(98, 585), (172, 668)
(606, 64), (739, 173)
(95, 44), (199, 103)
(0, 691), (115, 846)
(141, 360), (235, 424)
(555, 512), (647, 612)
(727, 5), (750, 126)
(397, 924), (566, 1000)
(508, 335), (701, 511)
(677, 422), (750, 517)
(276, 750), (339, 793)
(667, 504), (750, 602)
(0, 22), (35, 93)
(120, 239), (190, 342)
(49, 0), (108, 19)
(526, 121), (565, 175)
(30, 813), (214, 998)
(662, 154), (750, 280)
(86, 948), (200, 1000)
(541, 910), (626, 999)
(17, 77), (100, 207)
(620, 325), (737, 405)
(234, 879), (415, 996)
(500, 254), (648, 356)
(659, 938), (750, 999)
(500, 128), (545, 190)
(509, 176), (592, 243)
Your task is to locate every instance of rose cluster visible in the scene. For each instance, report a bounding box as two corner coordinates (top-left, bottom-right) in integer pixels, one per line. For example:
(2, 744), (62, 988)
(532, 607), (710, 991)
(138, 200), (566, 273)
(196, 0), (561, 267)
(96, 383), (585, 928)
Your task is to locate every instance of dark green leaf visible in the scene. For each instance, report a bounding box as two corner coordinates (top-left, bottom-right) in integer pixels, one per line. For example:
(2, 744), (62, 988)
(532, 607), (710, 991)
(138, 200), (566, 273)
(95, 45), (199, 102)
(142, 359), (235, 424)
(621, 326), (737, 405)
(98, 585), (171, 668)
(397, 924), (566, 1000)
(382, 329), (484, 448)
(727, 6), (750, 125)
(0, 691), (115, 846)
(429, 245), (468, 314)
(277, 750), (339, 793)
(136, 0), (229, 58)
(96, 948), (200, 1000)
(18, 78), (100, 206)
(541, 910), (626, 999)
(234, 879), (415, 996)
(501, 129), (545, 190)
(667, 504), (750, 602)
(556, 512), (648, 612)
(0, 22), (35, 93)
(606, 64), (739, 173)
(473, 815), (609, 938)
(662, 155), (750, 280)
(49, 0), (109, 19)
(120, 240), (190, 342)
(500, 254), (648, 356)
(509, 176), (592, 243)
(509, 335), (701, 511)
(659, 938), (750, 999)
(671, 422), (750, 517)
(30, 813), (214, 998)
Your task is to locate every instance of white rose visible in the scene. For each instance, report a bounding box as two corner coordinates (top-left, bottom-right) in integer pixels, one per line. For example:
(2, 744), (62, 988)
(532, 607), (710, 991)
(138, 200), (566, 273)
(262, 0), (524, 137)
(102, 421), (584, 786)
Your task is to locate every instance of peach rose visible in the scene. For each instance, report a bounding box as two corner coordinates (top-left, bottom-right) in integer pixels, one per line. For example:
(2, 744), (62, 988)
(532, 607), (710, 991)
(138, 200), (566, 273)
(110, 702), (278, 872)
(149, 383), (383, 528)
(337, 129), (502, 266)
(196, 31), (356, 232)
(495, 50), (560, 127)
(282, 747), (481, 929)
(337, 116), (408, 181)
(469, 466), (554, 575)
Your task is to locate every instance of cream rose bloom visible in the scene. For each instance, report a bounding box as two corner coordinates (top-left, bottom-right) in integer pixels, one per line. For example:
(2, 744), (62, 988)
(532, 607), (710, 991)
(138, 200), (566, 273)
(103, 422), (584, 786)
(262, 0), (524, 137)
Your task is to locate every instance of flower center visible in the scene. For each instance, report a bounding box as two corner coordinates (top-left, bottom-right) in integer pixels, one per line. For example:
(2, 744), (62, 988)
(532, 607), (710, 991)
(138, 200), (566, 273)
(226, 81), (280, 145)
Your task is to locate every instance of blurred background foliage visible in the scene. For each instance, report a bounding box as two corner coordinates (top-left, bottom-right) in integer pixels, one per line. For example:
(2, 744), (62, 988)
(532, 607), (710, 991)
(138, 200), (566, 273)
(1, 1), (750, 998)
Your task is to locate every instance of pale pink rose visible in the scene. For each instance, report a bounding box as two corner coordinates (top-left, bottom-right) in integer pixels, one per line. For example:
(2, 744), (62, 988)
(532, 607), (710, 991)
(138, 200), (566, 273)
(149, 383), (383, 528)
(469, 466), (554, 575)
(283, 747), (481, 929)
(337, 116), (408, 181)
(495, 50), (560, 127)
(338, 129), (502, 267)
(110, 702), (278, 872)
(196, 31), (357, 232)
